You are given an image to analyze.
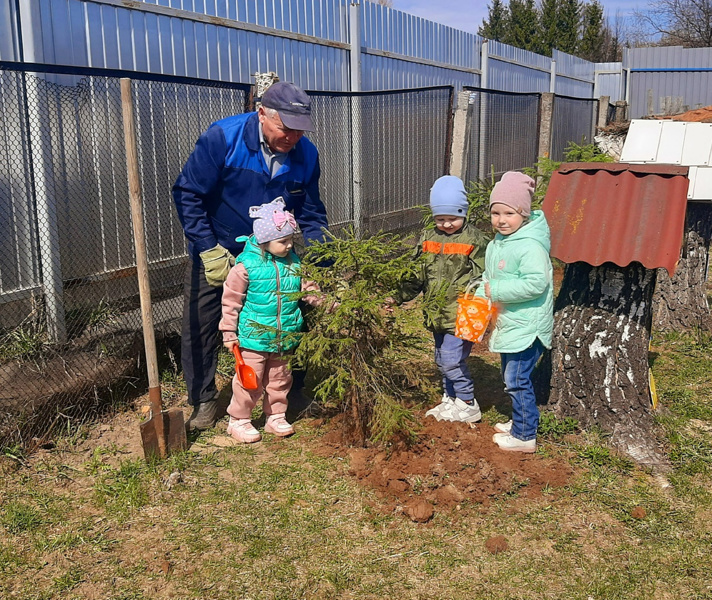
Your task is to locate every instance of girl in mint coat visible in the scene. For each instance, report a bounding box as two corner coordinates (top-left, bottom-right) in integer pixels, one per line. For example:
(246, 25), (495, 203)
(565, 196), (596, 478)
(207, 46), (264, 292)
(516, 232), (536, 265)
(477, 172), (554, 453)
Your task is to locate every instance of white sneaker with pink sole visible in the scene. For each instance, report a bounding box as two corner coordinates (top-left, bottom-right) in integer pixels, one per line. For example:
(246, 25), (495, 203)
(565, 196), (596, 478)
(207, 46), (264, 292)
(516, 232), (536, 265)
(265, 414), (295, 437)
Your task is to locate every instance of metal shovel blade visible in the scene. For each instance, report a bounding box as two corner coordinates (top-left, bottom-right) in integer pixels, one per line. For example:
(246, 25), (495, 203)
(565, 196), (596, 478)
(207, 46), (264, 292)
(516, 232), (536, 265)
(140, 407), (188, 460)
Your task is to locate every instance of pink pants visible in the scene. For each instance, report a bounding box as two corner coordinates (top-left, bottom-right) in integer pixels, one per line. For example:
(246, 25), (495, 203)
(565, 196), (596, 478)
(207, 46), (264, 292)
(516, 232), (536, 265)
(227, 348), (292, 420)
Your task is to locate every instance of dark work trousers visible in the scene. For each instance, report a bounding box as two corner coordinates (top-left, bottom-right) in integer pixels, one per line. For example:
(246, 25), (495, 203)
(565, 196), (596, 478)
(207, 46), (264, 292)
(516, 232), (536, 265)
(181, 258), (307, 406)
(181, 258), (223, 407)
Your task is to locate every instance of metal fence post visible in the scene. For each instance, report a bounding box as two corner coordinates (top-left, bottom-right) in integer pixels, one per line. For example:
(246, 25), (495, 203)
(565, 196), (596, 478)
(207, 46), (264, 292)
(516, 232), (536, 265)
(349, 0), (364, 237)
(16, 3), (67, 343)
(24, 73), (67, 344)
(550, 60), (557, 94)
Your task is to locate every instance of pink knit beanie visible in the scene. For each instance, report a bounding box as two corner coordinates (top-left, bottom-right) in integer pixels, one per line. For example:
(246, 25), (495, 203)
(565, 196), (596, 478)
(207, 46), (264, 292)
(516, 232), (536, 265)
(489, 171), (535, 217)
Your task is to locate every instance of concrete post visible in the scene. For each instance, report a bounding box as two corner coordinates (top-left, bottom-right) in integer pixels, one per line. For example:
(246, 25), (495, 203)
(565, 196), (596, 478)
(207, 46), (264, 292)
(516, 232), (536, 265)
(253, 72), (279, 102)
(477, 40), (489, 181)
(538, 92), (554, 160)
(449, 90), (471, 179)
(613, 101), (628, 123)
(597, 95), (610, 129)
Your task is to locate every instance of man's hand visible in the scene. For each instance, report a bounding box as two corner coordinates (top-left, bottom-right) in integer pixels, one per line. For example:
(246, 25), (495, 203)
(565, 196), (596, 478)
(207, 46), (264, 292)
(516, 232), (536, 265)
(199, 244), (235, 287)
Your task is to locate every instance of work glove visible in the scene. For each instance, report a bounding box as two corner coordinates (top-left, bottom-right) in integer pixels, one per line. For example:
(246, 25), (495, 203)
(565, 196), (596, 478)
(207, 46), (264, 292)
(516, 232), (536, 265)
(199, 244), (235, 287)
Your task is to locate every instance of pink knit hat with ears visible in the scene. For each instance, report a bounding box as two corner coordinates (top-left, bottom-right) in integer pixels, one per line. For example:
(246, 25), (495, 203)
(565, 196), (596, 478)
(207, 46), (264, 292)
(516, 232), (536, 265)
(489, 171), (536, 217)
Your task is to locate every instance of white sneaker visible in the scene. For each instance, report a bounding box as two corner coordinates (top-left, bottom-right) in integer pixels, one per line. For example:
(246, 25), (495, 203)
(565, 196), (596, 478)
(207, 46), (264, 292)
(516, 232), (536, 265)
(493, 420), (512, 434)
(438, 398), (482, 423)
(425, 393), (455, 420)
(492, 433), (536, 453)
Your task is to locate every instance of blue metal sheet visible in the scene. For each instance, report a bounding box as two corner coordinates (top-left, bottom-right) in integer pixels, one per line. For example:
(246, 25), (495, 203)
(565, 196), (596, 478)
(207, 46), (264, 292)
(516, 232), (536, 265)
(0, 0), (19, 61)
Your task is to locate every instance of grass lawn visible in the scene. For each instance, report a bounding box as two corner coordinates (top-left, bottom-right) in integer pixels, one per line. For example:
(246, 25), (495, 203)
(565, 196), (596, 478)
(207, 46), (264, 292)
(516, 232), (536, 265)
(1, 328), (711, 600)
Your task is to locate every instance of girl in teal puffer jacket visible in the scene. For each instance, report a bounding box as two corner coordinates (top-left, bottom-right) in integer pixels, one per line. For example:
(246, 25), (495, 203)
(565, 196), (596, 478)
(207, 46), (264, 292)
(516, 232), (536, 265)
(219, 198), (311, 444)
(476, 172), (554, 453)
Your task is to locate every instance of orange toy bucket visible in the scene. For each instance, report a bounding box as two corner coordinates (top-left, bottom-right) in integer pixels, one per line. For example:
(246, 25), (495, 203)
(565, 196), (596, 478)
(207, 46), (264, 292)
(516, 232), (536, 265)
(455, 284), (497, 343)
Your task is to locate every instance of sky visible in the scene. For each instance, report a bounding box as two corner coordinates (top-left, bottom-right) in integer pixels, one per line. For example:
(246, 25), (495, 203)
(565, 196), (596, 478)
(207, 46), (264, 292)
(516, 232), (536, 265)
(391, 0), (644, 35)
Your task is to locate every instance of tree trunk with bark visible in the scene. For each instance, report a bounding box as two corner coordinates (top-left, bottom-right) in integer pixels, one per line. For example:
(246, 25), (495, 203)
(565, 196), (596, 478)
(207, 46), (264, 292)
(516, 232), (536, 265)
(653, 203), (712, 332)
(542, 261), (667, 468)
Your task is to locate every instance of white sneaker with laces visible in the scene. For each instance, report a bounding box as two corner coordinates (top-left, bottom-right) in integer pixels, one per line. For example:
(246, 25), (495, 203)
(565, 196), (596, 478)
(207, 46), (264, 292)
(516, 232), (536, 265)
(425, 393), (455, 420)
(492, 432), (536, 453)
(493, 420), (513, 434)
(438, 398), (482, 423)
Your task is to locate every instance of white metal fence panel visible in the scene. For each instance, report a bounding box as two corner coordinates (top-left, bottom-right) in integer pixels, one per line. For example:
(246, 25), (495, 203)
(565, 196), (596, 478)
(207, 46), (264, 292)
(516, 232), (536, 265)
(553, 50), (594, 98)
(595, 62), (624, 102)
(360, 53), (478, 91)
(136, 0), (349, 42)
(487, 41), (551, 93)
(359, 1), (480, 91)
(6, 0), (631, 105)
(18, 0), (351, 89)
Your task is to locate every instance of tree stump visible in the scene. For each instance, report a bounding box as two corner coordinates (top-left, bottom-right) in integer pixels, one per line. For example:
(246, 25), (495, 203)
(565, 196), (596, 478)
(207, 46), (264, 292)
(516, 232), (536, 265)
(544, 261), (667, 468)
(652, 203), (712, 332)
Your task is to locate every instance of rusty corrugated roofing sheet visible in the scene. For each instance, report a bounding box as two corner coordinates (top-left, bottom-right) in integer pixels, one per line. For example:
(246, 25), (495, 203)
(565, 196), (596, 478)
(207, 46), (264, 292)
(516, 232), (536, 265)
(542, 163), (689, 275)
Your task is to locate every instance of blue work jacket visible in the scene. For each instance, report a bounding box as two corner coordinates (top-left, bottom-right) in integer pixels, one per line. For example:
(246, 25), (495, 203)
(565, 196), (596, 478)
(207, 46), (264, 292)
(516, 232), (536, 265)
(172, 112), (328, 258)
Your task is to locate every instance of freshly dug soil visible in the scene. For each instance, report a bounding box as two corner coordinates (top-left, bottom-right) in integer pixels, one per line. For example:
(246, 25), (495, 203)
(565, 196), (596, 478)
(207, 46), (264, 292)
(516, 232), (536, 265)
(315, 414), (573, 515)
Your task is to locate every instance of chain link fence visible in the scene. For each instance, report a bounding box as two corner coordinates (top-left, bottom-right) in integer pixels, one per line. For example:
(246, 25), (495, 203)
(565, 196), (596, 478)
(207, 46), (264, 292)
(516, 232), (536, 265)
(462, 87), (541, 185)
(0, 64), (454, 451)
(551, 95), (599, 161)
(309, 86), (453, 235)
(0, 66), (251, 450)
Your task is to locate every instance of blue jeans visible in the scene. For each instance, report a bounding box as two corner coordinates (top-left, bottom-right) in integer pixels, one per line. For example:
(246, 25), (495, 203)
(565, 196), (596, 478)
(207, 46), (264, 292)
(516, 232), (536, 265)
(501, 339), (544, 441)
(433, 333), (474, 402)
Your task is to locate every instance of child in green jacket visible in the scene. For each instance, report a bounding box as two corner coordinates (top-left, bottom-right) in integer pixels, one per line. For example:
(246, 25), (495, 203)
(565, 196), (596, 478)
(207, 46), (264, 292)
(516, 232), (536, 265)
(399, 176), (488, 423)
(477, 172), (554, 453)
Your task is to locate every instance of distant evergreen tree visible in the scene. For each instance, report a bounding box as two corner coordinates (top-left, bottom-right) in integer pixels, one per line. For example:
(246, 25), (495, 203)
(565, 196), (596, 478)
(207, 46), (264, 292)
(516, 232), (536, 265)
(579, 1), (605, 60)
(538, 0), (559, 56)
(479, 0), (509, 41)
(478, 0), (612, 61)
(600, 14), (623, 61)
(557, 0), (583, 54)
(504, 0), (540, 51)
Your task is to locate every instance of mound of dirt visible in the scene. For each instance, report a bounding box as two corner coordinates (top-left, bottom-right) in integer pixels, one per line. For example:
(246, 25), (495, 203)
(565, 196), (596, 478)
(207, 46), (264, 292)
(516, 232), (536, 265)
(669, 105), (712, 122)
(316, 415), (573, 515)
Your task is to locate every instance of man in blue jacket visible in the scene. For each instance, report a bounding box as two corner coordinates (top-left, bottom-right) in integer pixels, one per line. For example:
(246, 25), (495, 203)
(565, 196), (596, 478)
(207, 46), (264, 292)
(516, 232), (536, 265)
(173, 82), (329, 430)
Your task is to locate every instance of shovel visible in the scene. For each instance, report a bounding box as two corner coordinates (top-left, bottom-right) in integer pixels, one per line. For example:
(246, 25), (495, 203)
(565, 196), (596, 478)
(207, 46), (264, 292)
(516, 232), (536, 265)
(232, 345), (259, 390)
(121, 78), (188, 459)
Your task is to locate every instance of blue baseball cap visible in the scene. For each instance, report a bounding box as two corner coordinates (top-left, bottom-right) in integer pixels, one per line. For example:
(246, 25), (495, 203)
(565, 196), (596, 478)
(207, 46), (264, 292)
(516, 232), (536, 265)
(261, 82), (314, 132)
